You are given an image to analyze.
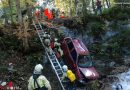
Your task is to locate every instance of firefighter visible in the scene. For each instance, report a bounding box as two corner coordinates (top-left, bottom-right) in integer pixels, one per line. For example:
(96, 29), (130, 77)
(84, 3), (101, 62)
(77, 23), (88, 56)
(59, 9), (65, 19)
(61, 65), (76, 90)
(96, 0), (102, 15)
(28, 64), (51, 90)
(34, 8), (40, 20)
(43, 32), (53, 55)
(60, 11), (65, 19)
(54, 38), (63, 57)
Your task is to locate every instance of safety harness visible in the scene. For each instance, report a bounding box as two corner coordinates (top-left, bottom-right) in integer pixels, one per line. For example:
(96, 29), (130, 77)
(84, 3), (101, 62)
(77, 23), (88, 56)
(33, 74), (47, 90)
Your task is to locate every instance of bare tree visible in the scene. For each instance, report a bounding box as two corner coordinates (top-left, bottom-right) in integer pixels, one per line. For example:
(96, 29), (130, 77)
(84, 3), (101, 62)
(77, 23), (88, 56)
(16, 0), (22, 23)
(8, 0), (13, 23)
(25, 2), (33, 25)
(23, 16), (30, 52)
(106, 0), (110, 8)
(1, 0), (8, 24)
(92, 0), (96, 14)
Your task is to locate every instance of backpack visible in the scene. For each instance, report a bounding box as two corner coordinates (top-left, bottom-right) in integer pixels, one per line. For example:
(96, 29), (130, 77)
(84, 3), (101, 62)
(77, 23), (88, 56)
(33, 74), (48, 90)
(67, 70), (76, 82)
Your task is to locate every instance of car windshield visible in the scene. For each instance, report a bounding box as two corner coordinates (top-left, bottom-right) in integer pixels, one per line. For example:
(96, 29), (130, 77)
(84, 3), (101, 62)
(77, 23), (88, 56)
(78, 55), (93, 68)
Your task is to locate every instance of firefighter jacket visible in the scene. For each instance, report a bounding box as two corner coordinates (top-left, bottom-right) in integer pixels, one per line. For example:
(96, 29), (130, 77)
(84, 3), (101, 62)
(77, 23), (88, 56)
(28, 75), (51, 90)
(61, 70), (76, 82)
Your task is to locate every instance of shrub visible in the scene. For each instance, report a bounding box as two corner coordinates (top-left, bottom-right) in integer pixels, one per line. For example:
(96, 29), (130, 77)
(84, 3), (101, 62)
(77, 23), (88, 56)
(89, 22), (106, 36)
(102, 6), (130, 21)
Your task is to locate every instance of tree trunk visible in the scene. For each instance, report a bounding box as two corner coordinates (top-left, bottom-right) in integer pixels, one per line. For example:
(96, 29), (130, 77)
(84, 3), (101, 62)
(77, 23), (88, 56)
(25, 2), (33, 26)
(74, 0), (77, 14)
(16, 0), (22, 23)
(1, 0), (8, 24)
(108, 0), (111, 7)
(8, 0), (13, 23)
(92, 0), (96, 14)
(81, 0), (87, 37)
(81, 0), (87, 16)
(69, 0), (72, 16)
(103, 0), (105, 9)
(106, 0), (110, 8)
(23, 16), (29, 52)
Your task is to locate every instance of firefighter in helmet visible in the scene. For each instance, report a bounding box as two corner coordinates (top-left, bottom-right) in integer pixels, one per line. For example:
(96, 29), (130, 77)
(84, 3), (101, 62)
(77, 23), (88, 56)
(28, 64), (51, 90)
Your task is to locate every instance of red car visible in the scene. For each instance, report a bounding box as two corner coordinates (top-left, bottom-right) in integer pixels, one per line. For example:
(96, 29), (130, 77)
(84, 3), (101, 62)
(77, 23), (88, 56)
(61, 37), (99, 83)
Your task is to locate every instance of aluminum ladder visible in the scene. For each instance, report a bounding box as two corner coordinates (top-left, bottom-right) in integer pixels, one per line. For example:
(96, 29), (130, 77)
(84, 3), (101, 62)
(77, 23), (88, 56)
(33, 20), (66, 90)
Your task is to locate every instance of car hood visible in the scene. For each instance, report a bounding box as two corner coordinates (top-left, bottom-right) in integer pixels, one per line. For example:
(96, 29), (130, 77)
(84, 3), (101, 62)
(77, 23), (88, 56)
(79, 67), (99, 79)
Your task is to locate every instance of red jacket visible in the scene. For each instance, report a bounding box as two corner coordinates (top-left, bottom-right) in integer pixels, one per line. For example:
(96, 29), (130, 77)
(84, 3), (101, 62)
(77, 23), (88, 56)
(44, 8), (53, 20)
(50, 40), (54, 49)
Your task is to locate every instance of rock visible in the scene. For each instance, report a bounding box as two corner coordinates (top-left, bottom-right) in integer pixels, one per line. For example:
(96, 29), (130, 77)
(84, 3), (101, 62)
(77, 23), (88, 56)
(94, 60), (106, 67)
(124, 55), (130, 65)
(111, 65), (129, 74)
(109, 61), (116, 67)
(100, 84), (112, 90)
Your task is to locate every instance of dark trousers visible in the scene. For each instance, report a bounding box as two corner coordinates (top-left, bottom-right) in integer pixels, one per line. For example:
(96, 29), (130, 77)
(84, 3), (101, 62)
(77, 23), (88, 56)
(96, 7), (102, 15)
(67, 81), (76, 90)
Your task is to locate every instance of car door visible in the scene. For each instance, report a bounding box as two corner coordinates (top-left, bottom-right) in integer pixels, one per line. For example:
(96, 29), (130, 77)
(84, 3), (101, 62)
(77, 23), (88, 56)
(64, 38), (76, 70)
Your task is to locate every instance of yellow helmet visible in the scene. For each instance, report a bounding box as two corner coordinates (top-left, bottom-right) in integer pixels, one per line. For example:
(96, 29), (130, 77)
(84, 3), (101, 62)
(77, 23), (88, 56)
(67, 70), (72, 76)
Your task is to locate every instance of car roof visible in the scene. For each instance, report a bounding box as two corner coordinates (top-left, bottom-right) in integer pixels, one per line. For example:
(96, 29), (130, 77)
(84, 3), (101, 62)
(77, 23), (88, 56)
(72, 39), (89, 55)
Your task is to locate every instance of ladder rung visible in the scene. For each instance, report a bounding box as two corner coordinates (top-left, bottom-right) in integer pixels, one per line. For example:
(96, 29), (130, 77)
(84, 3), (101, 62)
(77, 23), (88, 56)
(39, 34), (44, 36)
(36, 27), (41, 29)
(57, 71), (62, 75)
(56, 69), (62, 71)
(55, 66), (60, 69)
(58, 72), (63, 75)
(36, 25), (40, 27)
(54, 63), (58, 66)
(37, 30), (43, 33)
(55, 65), (59, 67)
(52, 59), (56, 62)
(52, 61), (57, 64)
(36, 26), (41, 28)
(39, 35), (44, 39)
(50, 56), (55, 59)
(40, 34), (45, 37)
(40, 36), (44, 39)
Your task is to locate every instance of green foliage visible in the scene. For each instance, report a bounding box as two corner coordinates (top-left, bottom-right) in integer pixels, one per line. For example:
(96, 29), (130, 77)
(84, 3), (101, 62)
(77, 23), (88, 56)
(0, 51), (9, 60)
(26, 52), (42, 66)
(89, 21), (106, 36)
(102, 6), (130, 21)
(0, 34), (21, 50)
(88, 19), (130, 60)
(99, 29), (130, 59)
(116, 12), (129, 20)
(0, 66), (8, 73)
(82, 14), (104, 24)
(86, 80), (101, 90)
(29, 35), (43, 51)
(114, 0), (130, 2)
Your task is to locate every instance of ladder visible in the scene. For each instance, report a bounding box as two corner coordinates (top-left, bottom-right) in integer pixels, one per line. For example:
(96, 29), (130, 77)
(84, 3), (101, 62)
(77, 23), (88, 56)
(33, 20), (66, 90)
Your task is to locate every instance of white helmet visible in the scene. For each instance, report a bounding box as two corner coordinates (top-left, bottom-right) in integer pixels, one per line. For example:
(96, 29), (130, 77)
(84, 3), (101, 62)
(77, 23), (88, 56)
(54, 38), (58, 42)
(33, 64), (43, 74)
(62, 65), (68, 72)
(36, 8), (39, 11)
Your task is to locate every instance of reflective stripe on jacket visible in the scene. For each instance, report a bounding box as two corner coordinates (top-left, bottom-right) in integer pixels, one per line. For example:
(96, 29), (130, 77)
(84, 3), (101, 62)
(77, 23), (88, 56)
(28, 75), (51, 90)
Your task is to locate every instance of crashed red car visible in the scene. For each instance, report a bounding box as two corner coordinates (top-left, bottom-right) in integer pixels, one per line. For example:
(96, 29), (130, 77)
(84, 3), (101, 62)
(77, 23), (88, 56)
(61, 37), (99, 83)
